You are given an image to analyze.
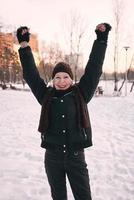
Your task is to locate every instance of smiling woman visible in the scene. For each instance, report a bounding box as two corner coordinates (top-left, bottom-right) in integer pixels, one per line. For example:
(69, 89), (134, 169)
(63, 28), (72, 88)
(16, 23), (111, 200)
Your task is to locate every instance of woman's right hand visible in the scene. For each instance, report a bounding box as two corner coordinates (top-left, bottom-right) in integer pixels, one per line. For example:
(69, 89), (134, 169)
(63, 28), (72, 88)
(16, 26), (30, 44)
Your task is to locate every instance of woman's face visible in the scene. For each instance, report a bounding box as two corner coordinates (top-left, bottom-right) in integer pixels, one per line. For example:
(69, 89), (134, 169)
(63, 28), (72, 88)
(53, 72), (73, 90)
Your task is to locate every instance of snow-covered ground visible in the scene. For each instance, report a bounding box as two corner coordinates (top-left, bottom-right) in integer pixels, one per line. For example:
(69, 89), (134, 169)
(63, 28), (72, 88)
(0, 82), (134, 200)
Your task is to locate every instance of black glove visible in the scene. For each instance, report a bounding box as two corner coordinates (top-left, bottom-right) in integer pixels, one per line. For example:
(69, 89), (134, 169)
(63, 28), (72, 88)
(95, 23), (112, 42)
(16, 26), (30, 43)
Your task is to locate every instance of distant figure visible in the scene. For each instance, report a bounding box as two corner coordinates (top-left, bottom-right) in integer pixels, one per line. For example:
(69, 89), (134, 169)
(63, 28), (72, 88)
(17, 23), (111, 200)
(95, 86), (104, 96)
(1, 83), (7, 90)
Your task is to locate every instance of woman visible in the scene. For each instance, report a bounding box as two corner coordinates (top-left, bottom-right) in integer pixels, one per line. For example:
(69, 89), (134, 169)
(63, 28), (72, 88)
(17, 23), (111, 200)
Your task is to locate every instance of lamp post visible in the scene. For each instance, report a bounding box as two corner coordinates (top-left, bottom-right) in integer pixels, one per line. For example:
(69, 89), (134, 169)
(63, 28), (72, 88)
(123, 46), (130, 96)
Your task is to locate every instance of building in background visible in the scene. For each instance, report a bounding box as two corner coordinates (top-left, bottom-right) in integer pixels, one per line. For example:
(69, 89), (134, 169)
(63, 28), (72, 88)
(0, 31), (40, 66)
(0, 31), (40, 84)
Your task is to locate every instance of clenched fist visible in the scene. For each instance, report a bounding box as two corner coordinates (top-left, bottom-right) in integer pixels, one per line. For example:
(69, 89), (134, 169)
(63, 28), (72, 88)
(95, 23), (112, 42)
(16, 26), (30, 43)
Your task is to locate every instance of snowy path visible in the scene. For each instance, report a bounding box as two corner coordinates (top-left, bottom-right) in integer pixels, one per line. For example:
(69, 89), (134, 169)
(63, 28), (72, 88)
(0, 89), (134, 200)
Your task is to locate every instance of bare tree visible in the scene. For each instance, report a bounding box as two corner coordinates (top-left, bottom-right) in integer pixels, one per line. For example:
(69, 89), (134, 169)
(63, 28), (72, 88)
(112, 0), (124, 92)
(118, 53), (134, 93)
(128, 54), (134, 92)
(62, 11), (87, 82)
(39, 41), (65, 82)
(41, 41), (64, 64)
(39, 61), (53, 84)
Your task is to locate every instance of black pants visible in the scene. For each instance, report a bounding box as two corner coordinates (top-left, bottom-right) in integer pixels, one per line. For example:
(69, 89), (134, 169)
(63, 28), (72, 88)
(45, 149), (92, 200)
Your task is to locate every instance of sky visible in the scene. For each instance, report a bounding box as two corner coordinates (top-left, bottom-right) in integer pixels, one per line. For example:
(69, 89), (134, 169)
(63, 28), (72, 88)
(0, 0), (134, 72)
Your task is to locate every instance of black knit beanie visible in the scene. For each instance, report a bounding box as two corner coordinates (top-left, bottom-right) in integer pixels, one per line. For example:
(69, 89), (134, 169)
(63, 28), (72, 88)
(52, 62), (73, 80)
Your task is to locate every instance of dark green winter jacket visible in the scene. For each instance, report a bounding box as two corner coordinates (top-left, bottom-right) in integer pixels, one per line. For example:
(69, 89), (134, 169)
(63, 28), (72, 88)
(19, 40), (107, 150)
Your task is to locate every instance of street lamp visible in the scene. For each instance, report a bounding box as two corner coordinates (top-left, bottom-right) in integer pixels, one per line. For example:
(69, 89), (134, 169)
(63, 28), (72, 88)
(123, 46), (130, 96)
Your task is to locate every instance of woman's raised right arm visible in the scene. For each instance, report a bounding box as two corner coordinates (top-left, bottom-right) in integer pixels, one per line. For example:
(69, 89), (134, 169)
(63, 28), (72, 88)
(17, 26), (47, 105)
